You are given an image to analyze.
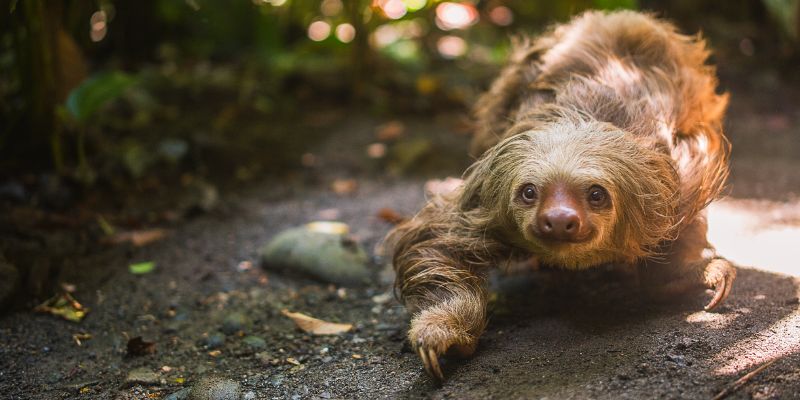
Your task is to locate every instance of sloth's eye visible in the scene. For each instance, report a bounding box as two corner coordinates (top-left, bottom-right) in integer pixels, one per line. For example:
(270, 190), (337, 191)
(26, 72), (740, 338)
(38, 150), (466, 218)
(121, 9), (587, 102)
(520, 184), (537, 204)
(587, 185), (609, 207)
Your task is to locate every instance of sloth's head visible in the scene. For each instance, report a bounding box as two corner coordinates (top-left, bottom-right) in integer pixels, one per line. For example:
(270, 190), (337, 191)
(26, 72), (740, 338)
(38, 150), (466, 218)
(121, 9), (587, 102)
(460, 113), (680, 268)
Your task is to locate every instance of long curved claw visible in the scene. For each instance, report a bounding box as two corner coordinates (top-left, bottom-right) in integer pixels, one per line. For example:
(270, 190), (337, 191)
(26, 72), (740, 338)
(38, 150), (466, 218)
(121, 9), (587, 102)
(416, 344), (444, 381)
(428, 348), (444, 381)
(417, 346), (432, 378)
(704, 258), (736, 311)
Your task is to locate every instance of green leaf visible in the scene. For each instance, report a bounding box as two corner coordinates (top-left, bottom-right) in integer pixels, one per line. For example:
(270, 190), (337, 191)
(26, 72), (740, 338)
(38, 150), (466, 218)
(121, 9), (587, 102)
(593, 0), (638, 10)
(129, 261), (156, 275)
(65, 71), (136, 123)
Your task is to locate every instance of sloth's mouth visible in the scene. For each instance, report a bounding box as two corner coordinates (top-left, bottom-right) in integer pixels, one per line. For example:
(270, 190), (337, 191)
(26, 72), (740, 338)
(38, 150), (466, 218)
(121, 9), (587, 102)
(538, 234), (592, 245)
(532, 229), (594, 246)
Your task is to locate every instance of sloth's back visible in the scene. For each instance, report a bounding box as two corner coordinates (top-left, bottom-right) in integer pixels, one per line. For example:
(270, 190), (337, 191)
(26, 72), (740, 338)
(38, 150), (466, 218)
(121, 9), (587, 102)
(473, 10), (728, 156)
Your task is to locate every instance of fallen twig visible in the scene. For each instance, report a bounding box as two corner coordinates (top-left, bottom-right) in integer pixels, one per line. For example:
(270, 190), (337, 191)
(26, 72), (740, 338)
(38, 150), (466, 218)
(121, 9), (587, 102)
(711, 358), (777, 400)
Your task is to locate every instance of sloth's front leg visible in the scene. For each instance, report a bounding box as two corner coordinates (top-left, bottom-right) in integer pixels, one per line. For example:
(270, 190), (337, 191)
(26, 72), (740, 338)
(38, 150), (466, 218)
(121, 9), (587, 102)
(407, 282), (487, 381)
(641, 213), (736, 310)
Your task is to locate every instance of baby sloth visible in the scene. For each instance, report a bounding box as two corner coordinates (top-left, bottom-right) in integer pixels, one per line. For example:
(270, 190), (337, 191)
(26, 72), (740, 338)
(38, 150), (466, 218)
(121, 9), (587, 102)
(386, 10), (736, 380)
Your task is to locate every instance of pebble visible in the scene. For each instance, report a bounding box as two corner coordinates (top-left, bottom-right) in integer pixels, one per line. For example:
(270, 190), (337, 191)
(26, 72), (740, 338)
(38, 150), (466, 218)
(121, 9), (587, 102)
(259, 223), (370, 286)
(187, 376), (242, 400)
(221, 313), (249, 335)
(241, 336), (266, 350)
(256, 351), (272, 366)
(125, 368), (161, 386)
(165, 387), (191, 400)
(665, 354), (686, 367)
(202, 332), (226, 349)
(269, 374), (285, 387)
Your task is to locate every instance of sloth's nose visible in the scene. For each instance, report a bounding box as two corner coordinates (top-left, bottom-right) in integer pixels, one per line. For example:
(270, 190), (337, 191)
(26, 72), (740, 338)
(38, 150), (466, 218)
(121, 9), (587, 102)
(537, 208), (582, 241)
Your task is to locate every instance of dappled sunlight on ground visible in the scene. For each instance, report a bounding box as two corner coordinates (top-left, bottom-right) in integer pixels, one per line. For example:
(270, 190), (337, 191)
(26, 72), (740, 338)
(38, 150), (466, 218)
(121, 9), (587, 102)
(708, 198), (800, 277)
(712, 312), (800, 376)
(684, 310), (738, 328)
(706, 198), (800, 377)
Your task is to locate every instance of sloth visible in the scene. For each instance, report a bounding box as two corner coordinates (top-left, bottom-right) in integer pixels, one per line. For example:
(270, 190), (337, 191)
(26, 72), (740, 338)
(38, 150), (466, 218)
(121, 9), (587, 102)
(386, 10), (736, 380)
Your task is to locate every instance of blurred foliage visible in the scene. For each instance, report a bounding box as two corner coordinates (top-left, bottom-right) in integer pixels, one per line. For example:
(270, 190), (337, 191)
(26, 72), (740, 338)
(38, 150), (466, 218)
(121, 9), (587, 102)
(763, 0), (800, 39)
(0, 0), (797, 189)
(65, 71), (136, 123)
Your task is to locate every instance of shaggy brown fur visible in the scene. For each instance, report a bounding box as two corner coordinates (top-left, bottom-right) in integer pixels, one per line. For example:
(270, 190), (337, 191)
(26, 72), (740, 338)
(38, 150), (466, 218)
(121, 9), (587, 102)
(386, 10), (735, 380)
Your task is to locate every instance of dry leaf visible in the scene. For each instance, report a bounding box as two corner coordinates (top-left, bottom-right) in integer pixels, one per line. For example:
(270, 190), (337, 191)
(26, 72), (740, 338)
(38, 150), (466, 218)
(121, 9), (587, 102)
(331, 179), (358, 195)
(102, 229), (169, 247)
(286, 357), (301, 365)
(72, 332), (92, 346)
(376, 208), (405, 225)
(34, 293), (89, 322)
(127, 337), (156, 356)
(281, 309), (353, 335)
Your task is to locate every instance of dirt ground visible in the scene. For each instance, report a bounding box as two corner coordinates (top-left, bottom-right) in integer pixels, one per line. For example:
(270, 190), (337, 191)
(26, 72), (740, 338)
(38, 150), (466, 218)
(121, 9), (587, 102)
(1, 80), (800, 399)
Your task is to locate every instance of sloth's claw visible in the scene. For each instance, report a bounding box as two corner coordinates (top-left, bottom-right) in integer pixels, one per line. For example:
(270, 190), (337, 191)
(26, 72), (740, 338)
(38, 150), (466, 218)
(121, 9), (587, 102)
(704, 258), (736, 310)
(415, 341), (444, 381)
(410, 316), (478, 382)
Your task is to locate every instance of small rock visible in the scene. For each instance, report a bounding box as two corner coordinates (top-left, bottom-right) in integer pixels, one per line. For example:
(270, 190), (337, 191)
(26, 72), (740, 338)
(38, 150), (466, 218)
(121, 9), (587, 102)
(255, 351), (272, 366)
(165, 387), (191, 400)
(221, 313), (249, 335)
(125, 368), (161, 386)
(259, 222), (370, 285)
(675, 338), (695, 350)
(188, 376), (241, 400)
(243, 391), (256, 400)
(269, 374), (285, 387)
(202, 332), (226, 349)
(351, 336), (367, 344)
(241, 336), (266, 350)
(665, 354), (686, 367)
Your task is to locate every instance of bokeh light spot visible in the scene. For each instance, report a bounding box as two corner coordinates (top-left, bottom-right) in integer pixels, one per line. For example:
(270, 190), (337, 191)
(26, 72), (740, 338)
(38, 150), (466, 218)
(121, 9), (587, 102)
(381, 0), (408, 20)
(308, 20), (332, 42)
(489, 6), (514, 26)
(437, 35), (467, 58)
(335, 23), (356, 43)
(90, 11), (108, 42)
(405, 0), (427, 12)
(435, 2), (478, 31)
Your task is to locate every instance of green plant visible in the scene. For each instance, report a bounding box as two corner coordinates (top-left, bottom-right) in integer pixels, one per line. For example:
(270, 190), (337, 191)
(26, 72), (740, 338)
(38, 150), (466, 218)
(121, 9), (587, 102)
(61, 71), (136, 184)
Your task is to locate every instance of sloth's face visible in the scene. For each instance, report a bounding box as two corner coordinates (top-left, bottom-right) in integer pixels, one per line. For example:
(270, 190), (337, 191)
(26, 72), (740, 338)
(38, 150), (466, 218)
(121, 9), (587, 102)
(467, 118), (680, 268)
(511, 178), (616, 267)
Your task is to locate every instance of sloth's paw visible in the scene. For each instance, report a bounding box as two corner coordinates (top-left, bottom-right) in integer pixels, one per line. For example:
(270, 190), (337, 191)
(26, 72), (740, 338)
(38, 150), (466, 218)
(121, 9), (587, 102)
(408, 309), (479, 381)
